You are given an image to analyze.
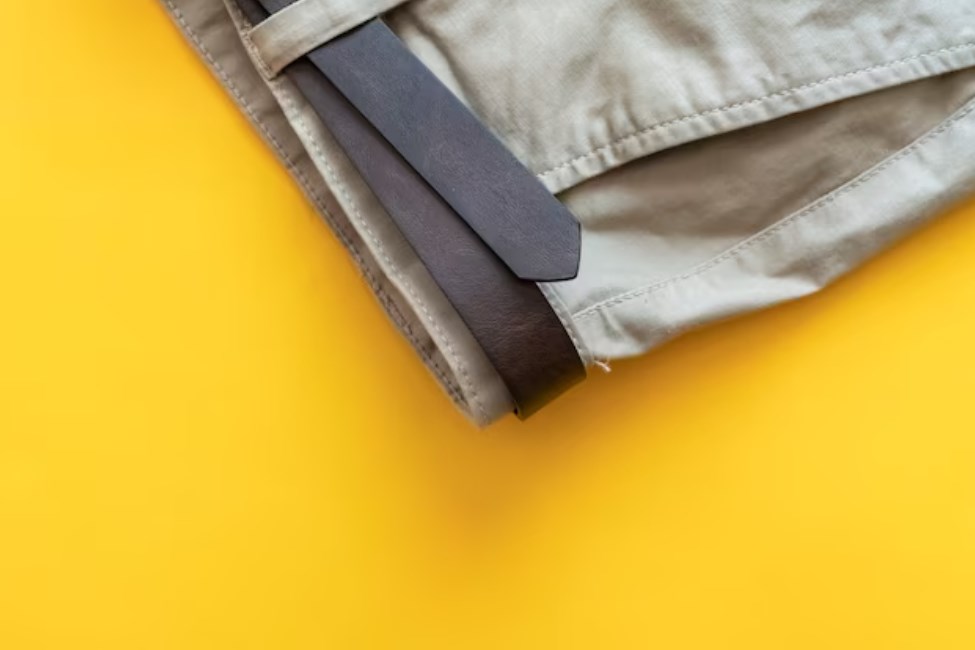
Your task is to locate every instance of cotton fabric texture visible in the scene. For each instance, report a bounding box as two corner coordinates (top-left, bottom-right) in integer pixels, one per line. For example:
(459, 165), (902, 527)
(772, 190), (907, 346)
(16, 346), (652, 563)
(162, 0), (975, 424)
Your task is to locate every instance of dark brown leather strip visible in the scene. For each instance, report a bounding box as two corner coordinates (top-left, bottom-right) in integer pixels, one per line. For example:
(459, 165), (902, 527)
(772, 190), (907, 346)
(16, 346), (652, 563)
(234, 0), (585, 417)
(256, 1), (580, 283)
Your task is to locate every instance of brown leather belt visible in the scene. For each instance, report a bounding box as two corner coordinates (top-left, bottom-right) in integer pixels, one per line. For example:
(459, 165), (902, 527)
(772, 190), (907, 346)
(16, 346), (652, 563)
(236, 0), (585, 417)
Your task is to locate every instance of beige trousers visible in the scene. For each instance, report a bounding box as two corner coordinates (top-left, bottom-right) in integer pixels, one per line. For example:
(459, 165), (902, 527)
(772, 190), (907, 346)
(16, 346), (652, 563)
(162, 0), (975, 424)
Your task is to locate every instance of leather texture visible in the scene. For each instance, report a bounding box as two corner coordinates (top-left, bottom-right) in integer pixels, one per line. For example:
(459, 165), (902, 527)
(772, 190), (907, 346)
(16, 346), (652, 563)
(236, 0), (586, 417)
(258, 0), (580, 283)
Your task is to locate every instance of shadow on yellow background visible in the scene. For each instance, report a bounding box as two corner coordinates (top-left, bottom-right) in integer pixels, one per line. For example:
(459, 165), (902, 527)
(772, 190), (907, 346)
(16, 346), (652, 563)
(1, 2), (974, 648)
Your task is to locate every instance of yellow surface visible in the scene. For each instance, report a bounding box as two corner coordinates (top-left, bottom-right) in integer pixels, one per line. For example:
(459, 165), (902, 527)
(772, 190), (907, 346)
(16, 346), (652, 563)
(3, 2), (975, 648)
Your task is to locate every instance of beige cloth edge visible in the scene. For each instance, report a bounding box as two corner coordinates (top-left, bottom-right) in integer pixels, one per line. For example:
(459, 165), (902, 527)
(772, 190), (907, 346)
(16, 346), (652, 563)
(388, 3), (975, 194)
(567, 95), (975, 360)
(161, 0), (517, 425)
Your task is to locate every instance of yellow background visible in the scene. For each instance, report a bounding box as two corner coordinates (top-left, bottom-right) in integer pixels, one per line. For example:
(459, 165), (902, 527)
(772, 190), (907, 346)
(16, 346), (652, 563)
(3, 2), (975, 648)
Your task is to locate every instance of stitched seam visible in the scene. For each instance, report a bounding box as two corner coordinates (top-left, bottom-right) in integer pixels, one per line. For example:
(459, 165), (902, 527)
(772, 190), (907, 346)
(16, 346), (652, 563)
(228, 3), (474, 411)
(241, 27), (276, 80)
(574, 96), (975, 320)
(275, 84), (489, 421)
(538, 41), (975, 181)
(170, 1), (467, 408)
(162, 0), (468, 407)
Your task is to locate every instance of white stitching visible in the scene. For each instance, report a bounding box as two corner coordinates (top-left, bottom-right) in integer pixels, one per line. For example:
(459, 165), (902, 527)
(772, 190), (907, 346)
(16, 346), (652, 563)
(574, 96), (975, 320)
(538, 42), (975, 181)
(241, 27), (276, 80)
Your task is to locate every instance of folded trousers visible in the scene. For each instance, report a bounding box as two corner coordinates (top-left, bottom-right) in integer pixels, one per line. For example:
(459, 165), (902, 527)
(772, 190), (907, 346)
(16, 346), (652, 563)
(162, 0), (975, 424)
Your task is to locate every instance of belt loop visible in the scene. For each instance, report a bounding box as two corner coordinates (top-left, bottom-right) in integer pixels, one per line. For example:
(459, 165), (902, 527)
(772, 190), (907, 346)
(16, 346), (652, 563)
(246, 0), (410, 78)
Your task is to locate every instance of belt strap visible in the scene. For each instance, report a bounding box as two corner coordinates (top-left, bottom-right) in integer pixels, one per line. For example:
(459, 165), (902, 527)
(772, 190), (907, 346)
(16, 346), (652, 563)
(256, 0), (580, 283)
(235, 0), (586, 417)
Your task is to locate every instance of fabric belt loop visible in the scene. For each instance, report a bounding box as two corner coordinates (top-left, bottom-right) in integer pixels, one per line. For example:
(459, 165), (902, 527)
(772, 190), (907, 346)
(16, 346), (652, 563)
(247, 0), (409, 77)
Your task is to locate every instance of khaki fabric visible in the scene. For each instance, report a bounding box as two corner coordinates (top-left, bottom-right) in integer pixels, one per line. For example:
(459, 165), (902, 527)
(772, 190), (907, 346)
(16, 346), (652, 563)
(162, 0), (975, 423)
(389, 1), (975, 192)
(559, 71), (975, 360)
